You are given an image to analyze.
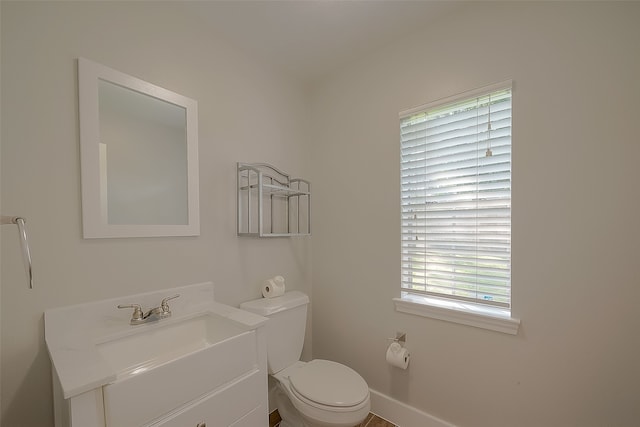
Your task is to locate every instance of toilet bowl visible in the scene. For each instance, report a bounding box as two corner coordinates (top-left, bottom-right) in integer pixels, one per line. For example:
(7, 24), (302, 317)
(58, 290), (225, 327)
(240, 291), (371, 427)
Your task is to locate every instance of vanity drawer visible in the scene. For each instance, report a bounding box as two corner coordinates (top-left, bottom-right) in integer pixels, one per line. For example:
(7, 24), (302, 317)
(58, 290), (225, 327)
(149, 370), (265, 427)
(104, 330), (257, 427)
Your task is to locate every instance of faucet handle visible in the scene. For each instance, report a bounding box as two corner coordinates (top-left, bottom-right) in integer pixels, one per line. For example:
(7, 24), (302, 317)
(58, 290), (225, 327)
(161, 294), (180, 314)
(118, 304), (144, 322)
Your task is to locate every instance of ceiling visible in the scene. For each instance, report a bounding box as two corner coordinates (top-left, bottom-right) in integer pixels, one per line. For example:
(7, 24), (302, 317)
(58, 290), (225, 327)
(191, 1), (465, 84)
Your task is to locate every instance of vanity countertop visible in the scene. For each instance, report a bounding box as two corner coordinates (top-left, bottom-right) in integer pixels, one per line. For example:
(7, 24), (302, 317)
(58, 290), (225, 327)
(45, 282), (268, 399)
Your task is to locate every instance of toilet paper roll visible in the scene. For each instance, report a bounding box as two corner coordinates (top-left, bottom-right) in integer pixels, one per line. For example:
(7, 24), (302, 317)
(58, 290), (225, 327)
(262, 278), (285, 298)
(386, 342), (410, 369)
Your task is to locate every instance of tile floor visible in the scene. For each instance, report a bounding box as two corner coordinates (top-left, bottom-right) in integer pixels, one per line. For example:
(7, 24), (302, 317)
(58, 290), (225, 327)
(269, 410), (397, 427)
(358, 412), (398, 427)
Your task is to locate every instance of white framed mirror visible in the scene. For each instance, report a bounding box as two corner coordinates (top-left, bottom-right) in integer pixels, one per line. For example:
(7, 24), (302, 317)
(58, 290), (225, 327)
(78, 58), (199, 238)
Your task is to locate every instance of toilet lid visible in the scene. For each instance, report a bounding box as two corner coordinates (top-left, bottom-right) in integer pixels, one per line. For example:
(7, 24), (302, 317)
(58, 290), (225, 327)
(288, 360), (368, 407)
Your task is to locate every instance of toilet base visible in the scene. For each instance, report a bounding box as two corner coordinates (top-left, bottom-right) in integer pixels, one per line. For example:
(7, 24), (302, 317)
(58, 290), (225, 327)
(275, 385), (306, 427)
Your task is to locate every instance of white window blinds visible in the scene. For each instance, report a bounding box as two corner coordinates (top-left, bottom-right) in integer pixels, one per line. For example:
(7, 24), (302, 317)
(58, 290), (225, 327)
(400, 83), (512, 308)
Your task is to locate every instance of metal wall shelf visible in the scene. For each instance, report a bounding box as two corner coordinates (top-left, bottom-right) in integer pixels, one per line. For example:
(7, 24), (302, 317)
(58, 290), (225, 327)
(237, 163), (311, 237)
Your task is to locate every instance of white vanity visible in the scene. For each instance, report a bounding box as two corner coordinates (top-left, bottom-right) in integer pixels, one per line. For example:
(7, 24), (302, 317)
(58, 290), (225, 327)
(45, 282), (268, 427)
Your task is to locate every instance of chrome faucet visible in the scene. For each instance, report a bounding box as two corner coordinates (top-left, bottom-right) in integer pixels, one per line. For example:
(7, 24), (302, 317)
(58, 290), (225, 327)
(118, 294), (180, 325)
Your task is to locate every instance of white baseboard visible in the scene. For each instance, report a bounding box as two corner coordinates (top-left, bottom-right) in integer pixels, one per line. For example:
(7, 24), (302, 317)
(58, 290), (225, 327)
(369, 389), (457, 427)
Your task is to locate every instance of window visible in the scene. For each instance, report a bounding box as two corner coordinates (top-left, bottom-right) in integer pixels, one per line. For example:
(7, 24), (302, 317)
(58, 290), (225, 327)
(397, 81), (518, 333)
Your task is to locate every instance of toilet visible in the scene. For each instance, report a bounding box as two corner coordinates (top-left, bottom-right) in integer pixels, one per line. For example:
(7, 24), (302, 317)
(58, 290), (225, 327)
(240, 291), (371, 427)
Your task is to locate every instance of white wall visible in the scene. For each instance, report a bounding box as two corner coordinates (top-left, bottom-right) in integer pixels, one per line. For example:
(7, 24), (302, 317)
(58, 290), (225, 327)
(0, 2), (311, 426)
(309, 2), (640, 427)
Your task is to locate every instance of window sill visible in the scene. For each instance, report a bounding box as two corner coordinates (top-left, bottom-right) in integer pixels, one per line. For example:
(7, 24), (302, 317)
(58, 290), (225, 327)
(393, 293), (520, 335)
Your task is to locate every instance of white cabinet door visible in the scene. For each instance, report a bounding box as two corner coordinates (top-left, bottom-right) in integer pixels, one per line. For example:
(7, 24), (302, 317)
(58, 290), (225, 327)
(149, 370), (266, 427)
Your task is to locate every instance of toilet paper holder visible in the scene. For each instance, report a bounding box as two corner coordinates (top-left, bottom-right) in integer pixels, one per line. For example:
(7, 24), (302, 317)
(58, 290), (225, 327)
(386, 332), (406, 345)
(385, 332), (410, 369)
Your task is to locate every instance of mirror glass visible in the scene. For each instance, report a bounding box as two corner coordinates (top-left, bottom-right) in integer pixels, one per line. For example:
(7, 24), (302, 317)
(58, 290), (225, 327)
(79, 58), (199, 238)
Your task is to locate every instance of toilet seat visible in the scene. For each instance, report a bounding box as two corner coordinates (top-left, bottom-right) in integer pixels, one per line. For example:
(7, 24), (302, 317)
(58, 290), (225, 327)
(288, 360), (369, 408)
(273, 360), (371, 426)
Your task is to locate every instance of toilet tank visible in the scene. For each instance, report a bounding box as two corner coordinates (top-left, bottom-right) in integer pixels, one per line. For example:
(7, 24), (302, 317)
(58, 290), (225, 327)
(240, 291), (309, 374)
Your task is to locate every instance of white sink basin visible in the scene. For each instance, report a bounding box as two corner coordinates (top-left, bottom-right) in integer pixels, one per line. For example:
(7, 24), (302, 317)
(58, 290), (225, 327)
(100, 312), (260, 427)
(96, 313), (247, 378)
